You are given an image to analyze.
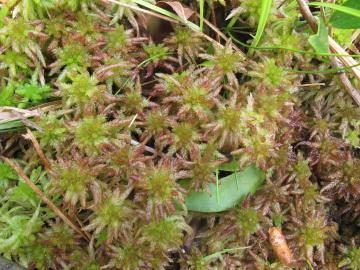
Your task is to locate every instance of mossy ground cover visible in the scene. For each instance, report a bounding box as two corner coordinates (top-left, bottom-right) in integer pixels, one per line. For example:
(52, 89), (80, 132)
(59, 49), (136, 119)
(0, 0), (360, 269)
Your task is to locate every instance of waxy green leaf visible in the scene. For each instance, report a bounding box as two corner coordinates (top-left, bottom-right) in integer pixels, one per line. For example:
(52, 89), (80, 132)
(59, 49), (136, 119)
(182, 165), (265, 213)
(309, 18), (329, 54)
(329, 0), (360, 29)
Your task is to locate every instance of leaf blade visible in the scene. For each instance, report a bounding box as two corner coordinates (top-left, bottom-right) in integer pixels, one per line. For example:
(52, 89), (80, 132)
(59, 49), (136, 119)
(249, 0), (273, 55)
(309, 2), (360, 19)
(199, 0), (204, 32)
(183, 165), (265, 213)
(308, 18), (329, 54)
(329, 0), (360, 29)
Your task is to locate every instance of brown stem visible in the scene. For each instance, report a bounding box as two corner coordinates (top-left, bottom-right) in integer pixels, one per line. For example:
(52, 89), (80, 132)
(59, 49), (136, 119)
(23, 128), (52, 172)
(296, 0), (317, 32)
(330, 58), (360, 106)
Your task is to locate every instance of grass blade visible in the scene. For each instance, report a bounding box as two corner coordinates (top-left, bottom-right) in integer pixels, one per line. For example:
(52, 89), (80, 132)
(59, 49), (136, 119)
(199, 0), (204, 32)
(329, 0), (360, 29)
(309, 2), (360, 19)
(216, 169), (220, 204)
(249, 0), (273, 55)
(229, 31), (360, 58)
(0, 120), (25, 133)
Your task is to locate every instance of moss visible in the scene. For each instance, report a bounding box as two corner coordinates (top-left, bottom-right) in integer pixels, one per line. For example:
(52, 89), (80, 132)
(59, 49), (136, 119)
(141, 215), (190, 251)
(109, 242), (147, 270)
(182, 86), (212, 117)
(62, 73), (100, 107)
(52, 161), (97, 206)
(86, 190), (134, 239)
(35, 114), (67, 148)
(139, 164), (184, 218)
(146, 110), (169, 135)
(300, 220), (328, 247)
(1, 1), (359, 269)
(340, 247), (360, 270)
(75, 116), (111, 154)
(57, 43), (91, 69)
(143, 42), (169, 63)
(236, 207), (259, 237)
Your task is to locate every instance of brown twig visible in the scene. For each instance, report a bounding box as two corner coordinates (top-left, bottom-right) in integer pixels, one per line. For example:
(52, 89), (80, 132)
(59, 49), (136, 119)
(23, 128), (52, 172)
(1, 157), (90, 241)
(330, 58), (360, 106)
(296, 0), (317, 32)
(328, 37), (360, 82)
(199, 15), (245, 55)
(296, 0), (360, 106)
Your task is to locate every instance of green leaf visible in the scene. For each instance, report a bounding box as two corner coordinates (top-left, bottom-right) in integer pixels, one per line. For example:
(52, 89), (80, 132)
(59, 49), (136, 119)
(0, 6), (9, 28)
(0, 84), (15, 106)
(8, 182), (39, 206)
(182, 165), (265, 212)
(199, 0), (204, 32)
(309, 1), (360, 29)
(0, 120), (25, 133)
(308, 18), (329, 54)
(249, 0), (273, 55)
(218, 160), (240, 172)
(346, 129), (359, 147)
(329, 0), (360, 29)
(15, 83), (52, 108)
(0, 162), (17, 181)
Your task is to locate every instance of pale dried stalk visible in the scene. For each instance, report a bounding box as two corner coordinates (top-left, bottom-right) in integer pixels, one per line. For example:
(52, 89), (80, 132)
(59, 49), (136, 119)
(0, 107), (40, 124)
(0, 102), (62, 125)
(1, 157), (90, 241)
(328, 37), (360, 82)
(197, 15), (245, 56)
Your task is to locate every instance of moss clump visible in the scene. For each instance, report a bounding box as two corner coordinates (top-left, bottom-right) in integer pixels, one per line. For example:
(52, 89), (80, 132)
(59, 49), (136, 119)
(236, 207), (259, 237)
(75, 116), (112, 154)
(1, 0), (360, 269)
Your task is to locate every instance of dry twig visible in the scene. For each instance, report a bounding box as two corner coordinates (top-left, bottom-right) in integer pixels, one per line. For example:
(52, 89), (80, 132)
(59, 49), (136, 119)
(23, 128), (52, 172)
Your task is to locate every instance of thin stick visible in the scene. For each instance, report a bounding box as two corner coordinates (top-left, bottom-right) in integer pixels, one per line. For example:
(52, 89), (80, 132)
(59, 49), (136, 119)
(330, 57), (360, 106)
(328, 37), (360, 82)
(23, 128), (52, 172)
(197, 15), (245, 56)
(1, 157), (90, 241)
(130, 139), (156, 154)
(296, 0), (317, 32)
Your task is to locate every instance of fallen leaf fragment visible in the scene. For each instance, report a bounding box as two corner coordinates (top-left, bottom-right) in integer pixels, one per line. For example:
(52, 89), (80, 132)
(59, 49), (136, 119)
(269, 227), (294, 266)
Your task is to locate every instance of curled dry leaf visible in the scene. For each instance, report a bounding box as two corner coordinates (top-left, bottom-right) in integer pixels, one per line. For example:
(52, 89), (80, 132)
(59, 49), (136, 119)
(157, 1), (195, 21)
(269, 227), (294, 266)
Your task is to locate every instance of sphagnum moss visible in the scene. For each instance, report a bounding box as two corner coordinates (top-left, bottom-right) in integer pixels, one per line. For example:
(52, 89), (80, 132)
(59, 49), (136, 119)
(1, 0), (360, 269)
